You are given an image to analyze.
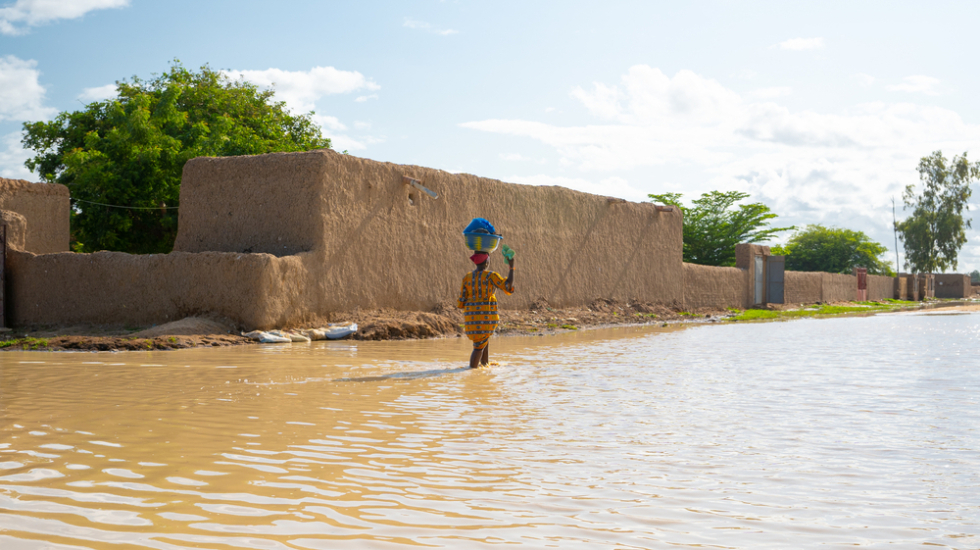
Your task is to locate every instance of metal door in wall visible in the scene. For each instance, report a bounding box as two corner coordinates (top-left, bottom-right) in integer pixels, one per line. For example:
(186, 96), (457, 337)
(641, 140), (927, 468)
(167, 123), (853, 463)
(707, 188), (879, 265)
(766, 255), (785, 304)
(754, 255), (764, 305)
(855, 267), (868, 301)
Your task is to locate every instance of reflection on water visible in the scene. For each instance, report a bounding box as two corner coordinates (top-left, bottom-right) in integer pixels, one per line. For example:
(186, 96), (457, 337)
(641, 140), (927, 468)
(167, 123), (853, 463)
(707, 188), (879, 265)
(1, 313), (978, 548)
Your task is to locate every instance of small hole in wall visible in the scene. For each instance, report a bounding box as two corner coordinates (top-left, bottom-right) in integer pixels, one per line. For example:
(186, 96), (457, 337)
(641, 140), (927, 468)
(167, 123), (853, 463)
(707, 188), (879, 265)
(408, 192), (417, 206)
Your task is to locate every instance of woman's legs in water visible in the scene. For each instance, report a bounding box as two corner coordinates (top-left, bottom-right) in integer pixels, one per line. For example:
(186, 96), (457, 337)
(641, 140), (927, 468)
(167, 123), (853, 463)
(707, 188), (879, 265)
(469, 343), (491, 368)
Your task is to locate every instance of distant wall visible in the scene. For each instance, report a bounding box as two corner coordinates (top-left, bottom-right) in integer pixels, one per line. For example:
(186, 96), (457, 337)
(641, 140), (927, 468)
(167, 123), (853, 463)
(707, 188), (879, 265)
(935, 274), (971, 299)
(901, 274), (919, 300)
(822, 273), (856, 303)
(894, 277), (908, 300)
(785, 271), (823, 304)
(0, 178), (70, 253)
(867, 274), (894, 301)
(683, 263), (746, 310)
(917, 274), (935, 299)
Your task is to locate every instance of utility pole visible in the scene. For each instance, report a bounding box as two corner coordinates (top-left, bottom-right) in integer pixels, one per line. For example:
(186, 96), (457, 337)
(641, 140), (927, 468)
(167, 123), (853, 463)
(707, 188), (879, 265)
(892, 197), (901, 274)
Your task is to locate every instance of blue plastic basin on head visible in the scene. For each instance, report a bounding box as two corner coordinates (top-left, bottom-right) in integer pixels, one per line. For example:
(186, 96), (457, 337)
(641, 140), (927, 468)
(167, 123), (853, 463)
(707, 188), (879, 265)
(463, 231), (502, 252)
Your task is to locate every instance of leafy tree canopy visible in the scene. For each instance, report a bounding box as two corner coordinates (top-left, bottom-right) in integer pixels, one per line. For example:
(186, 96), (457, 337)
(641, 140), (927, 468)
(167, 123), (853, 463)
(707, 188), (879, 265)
(649, 191), (793, 266)
(896, 150), (977, 273)
(22, 61), (331, 254)
(970, 269), (980, 284)
(774, 224), (894, 276)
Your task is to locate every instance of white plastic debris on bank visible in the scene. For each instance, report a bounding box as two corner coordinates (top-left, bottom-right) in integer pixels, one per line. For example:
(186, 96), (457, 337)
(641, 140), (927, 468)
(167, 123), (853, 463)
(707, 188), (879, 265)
(242, 323), (358, 344)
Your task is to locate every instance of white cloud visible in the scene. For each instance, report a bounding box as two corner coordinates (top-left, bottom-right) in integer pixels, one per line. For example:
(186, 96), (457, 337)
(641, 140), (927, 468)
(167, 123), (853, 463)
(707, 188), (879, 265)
(0, 55), (55, 121)
(222, 66), (383, 151)
(776, 37), (825, 50)
(855, 73), (875, 87)
(750, 86), (792, 100)
(328, 134), (385, 152)
(312, 114), (346, 132)
(462, 64), (980, 268)
(355, 94), (378, 102)
(403, 17), (458, 35)
(353, 121), (371, 130)
(500, 153), (525, 161)
(886, 75), (941, 95)
(77, 83), (116, 103)
(0, 131), (33, 180)
(0, 0), (128, 35)
(222, 66), (380, 114)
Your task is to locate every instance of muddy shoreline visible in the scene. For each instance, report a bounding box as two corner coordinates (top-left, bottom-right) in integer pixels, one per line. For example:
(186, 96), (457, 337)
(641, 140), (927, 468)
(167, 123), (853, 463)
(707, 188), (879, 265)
(4, 299), (975, 352)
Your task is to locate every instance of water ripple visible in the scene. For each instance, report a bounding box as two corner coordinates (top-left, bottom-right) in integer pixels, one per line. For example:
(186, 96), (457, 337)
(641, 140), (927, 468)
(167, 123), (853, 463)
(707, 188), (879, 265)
(0, 313), (977, 547)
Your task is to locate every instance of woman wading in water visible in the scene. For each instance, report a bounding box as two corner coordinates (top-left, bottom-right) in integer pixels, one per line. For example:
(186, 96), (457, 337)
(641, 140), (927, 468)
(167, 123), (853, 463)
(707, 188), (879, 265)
(457, 250), (515, 368)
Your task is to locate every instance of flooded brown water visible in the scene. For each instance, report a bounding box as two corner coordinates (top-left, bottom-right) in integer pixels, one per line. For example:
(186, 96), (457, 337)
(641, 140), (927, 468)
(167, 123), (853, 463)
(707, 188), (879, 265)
(1, 311), (979, 549)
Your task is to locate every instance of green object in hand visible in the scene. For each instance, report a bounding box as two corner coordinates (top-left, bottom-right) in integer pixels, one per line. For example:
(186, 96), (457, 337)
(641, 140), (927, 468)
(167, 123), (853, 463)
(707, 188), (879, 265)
(501, 244), (515, 260)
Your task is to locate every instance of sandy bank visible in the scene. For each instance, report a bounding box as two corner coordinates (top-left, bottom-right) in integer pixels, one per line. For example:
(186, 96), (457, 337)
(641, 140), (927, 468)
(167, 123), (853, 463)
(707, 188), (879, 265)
(4, 301), (730, 352)
(6, 299), (975, 352)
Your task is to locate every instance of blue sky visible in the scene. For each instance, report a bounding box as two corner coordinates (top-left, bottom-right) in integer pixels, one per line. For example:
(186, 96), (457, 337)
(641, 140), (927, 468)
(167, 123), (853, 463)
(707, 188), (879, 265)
(2, 0), (979, 271)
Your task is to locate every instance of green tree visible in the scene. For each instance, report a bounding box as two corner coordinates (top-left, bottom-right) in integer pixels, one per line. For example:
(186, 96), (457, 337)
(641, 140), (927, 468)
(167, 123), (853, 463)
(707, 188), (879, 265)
(896, 151), (978, 273)
(970, 269), (980, 284)
(649, 191), (793, 266)
(777, 224), (894, 276)
(22, 61), (331, 254)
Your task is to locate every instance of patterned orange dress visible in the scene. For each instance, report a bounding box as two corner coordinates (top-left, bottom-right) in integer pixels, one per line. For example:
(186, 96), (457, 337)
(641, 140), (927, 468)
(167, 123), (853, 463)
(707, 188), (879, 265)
(457, 268), (514, 349)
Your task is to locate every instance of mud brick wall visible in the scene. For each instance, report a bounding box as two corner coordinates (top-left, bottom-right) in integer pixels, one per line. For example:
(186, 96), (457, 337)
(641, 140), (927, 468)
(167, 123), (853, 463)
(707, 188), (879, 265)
(0, 178), (70, 253)
(785, 271), (823, 304)
(894, 277), (908, 300)
(867, 275), (894, 301)
(934, 274), (971, 299)
(6, 250), (312, 329)
(682, 263), (746, 310)
(175, 150), (685, 312)
(820, 273), (856, 303)
(10, 150), (684, 328)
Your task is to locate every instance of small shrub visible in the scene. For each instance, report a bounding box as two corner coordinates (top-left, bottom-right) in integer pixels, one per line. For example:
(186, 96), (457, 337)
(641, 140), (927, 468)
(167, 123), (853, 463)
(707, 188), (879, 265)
(560, 324), (579, 330)
(0, 337), (49, 350)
